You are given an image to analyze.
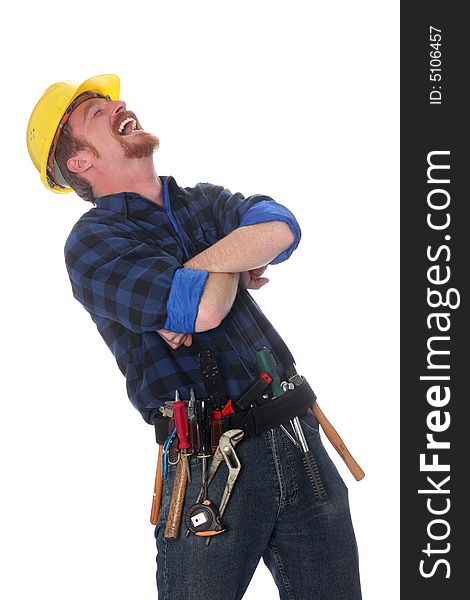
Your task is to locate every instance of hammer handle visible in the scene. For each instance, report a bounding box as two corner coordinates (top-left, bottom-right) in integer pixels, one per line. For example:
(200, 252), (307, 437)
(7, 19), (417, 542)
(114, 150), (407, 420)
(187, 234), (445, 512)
(150, 444), (164, 525)
(311, 402), (365, 481)
(164, 458), (188, 538)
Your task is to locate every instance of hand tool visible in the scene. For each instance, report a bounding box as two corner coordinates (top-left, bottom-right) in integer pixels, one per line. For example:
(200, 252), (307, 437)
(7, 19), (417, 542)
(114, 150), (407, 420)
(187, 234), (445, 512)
(150, 444), (164, 525)
(162, 426), (178, 481)
(286, 369), (366, 481)
(192, 429), (245, 508)
(310, 402), (365, 481)
(290, 415), (327, 501)
(256, 347), (327, 502)
(158, 399), (178, 417)
(199, 350), (229, 448)
(173, 390), (192, 481)
(164, 392), (193, 538)
(204, 429), (244, 546)
(232, 372), (273, 411)
(187, 388), (196, 421)
(199, 349), (227, 411)
(211, 398), (236, 420)
(164, 455), (189, 539)
(185, 394), (223, 538)
(256, 347), (283, 397)
(279, 424), (300, 448)
(281, 381), (295, 392)
(159, 407), (173, 419)
(195, 395), (212, 500)
(185, 393), (223, 538)
(187, 388), (197, 456)
(185, 499), (224, 537)
(185, 429), (244, 540)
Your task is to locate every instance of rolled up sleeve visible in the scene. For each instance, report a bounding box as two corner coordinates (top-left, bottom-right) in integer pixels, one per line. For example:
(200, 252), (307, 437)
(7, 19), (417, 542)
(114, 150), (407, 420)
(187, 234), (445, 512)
(198, 184), (301, 264)
(164, 267), (209, 333)
(239, 200), (302, 264)
(64, 222), (206, 333)
(199, 184), (278, 237)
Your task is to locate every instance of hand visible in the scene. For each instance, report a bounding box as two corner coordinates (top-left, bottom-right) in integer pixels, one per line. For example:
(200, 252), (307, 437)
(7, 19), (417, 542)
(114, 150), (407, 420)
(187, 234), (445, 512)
(239, 266), (270, 290)
(156, 328), (193, 350)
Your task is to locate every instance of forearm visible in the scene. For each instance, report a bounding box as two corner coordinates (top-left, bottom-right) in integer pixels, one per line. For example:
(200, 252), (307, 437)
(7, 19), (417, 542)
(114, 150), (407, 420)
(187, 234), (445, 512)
(194, 271), (240, 332)
(161, 222), (287, 338)
(184, 221), (294, 273)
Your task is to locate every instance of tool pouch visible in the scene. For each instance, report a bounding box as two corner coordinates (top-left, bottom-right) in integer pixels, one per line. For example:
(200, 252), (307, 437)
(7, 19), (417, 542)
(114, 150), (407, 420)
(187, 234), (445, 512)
(154, 416), (195, 458)
(154, 416), (169, 445)
(154, 412), (221, 457)
(223, 377), (317, 438)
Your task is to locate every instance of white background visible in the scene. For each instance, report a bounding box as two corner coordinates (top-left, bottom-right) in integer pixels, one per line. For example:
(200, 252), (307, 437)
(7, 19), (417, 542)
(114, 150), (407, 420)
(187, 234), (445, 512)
(1, 1), (398, 598)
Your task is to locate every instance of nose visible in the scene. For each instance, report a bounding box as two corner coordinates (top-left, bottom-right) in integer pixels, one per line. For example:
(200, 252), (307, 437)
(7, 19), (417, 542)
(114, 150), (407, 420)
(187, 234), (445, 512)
(111, 100), (126, 115)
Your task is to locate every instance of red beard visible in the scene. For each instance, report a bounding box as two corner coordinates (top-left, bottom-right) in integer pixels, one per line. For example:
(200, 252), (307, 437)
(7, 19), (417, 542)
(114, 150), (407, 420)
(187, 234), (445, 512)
(119, 130), (160, 159)
(112, 110), (160, 159)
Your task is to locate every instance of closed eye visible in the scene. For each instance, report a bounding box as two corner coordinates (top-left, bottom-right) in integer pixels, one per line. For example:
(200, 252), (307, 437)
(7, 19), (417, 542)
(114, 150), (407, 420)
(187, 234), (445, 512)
(92, 109), (103, 118)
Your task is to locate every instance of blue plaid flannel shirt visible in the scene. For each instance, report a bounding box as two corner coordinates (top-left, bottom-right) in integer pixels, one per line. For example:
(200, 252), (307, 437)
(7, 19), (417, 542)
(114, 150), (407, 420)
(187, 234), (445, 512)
(64, 176), (301, 424)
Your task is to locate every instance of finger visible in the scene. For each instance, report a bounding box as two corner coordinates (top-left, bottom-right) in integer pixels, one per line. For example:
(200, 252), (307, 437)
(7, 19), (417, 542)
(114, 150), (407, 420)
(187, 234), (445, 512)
(167, 332), (186, 344)
(183, 334), (193, 347)
(249, 277), (269, 290)
(251, 266), (268, 277)
(157, 328), (174, 339)
(174, 333), (186, 345)
(165, 340), (180, 349)
(158, 331), (176, 343)
(158, 331), (185, 348)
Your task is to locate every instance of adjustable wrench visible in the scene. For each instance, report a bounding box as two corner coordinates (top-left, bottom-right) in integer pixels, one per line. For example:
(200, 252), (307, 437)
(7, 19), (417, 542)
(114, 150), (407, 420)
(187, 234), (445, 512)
(205, 429), (244, 545)
(185, 429), (244, 539)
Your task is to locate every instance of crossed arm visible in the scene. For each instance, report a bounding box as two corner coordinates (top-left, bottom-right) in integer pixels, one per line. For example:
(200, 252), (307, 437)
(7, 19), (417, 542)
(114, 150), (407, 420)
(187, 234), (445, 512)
(157, 221), (294, 349)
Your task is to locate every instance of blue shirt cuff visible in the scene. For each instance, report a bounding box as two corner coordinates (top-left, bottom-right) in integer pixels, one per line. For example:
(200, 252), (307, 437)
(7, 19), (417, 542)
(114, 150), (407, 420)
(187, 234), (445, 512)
(164, 268), (209, 333)
(239, 200), (301, 264)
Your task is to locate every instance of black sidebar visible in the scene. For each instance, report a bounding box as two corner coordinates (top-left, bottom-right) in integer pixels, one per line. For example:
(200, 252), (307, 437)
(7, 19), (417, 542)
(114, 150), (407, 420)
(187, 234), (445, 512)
(401, 3), (468, 598)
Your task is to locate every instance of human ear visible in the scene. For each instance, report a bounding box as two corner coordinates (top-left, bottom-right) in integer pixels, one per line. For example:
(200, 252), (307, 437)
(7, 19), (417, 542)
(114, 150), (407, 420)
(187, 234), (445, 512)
(67, 154), (93, 174)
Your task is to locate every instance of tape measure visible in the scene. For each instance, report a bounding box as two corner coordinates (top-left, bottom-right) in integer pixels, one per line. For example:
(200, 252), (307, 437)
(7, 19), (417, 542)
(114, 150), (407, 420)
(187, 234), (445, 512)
(185, 499), (225, 537)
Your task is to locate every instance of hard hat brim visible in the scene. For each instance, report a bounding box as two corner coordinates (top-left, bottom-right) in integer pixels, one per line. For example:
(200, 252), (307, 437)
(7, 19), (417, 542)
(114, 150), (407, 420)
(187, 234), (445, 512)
(74, 74), (120, 105)
(41, 74), (120, 194)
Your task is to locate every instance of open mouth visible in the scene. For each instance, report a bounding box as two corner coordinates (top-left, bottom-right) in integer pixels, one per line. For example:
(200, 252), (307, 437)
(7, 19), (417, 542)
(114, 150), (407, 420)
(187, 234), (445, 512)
(116, 113), (142, 136)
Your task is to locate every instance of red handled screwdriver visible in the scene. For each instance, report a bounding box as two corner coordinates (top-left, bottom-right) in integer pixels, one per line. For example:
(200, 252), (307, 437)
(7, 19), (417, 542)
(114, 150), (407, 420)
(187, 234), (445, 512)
(173, 391), (191, 482)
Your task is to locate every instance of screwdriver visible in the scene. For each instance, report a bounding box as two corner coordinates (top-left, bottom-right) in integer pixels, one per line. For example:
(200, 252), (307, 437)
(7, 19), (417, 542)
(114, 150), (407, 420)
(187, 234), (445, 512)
(195, 396), (212, 500)
(256, 347), (327, 502)
(184, 392), (213, 539)
(256, 347), (283, 397)
(173, 391), (191, 482)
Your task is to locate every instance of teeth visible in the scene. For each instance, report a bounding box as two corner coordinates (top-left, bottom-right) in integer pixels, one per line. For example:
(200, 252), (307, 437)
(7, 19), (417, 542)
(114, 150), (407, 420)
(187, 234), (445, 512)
(118, 117), (137, 134)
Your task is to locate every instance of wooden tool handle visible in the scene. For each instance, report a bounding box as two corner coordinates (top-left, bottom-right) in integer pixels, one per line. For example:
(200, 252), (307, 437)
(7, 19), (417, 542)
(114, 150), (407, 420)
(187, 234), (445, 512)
(311, 402), (365, 481)
(150, 444), (164, 525)
(164, 458), (188, 538)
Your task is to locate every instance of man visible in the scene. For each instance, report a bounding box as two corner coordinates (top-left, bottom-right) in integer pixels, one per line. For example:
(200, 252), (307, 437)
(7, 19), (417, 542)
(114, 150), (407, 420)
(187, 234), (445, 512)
(27, 74), (362, 599)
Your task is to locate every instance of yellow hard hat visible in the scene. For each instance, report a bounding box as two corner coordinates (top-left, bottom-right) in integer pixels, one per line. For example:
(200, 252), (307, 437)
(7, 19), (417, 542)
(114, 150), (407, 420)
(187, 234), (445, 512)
(27, 74), (120, 193)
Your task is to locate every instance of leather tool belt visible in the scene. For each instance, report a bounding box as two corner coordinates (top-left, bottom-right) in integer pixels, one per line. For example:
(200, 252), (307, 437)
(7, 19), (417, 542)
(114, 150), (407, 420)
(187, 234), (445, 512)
(154, 376), (316, 450)
(222, 376), (316, 437)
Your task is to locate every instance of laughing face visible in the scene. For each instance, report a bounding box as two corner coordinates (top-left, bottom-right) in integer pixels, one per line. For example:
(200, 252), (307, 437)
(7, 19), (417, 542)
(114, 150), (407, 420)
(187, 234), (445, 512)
(66, 96), (160, 163)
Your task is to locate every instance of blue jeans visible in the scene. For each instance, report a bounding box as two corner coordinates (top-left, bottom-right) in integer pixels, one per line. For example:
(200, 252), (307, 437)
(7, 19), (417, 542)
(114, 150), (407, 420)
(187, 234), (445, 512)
(155, 409), (362, 599)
